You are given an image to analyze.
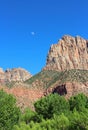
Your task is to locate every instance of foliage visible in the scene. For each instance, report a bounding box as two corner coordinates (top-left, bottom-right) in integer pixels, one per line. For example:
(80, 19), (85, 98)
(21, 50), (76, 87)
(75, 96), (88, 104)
(0, 90), (88, 130)
(21, 108), (43, 123)
(69, 93), (88, 111)
(13, 109), (88, 130)
(21, 108), (35, 124)
(68, 109), (88, 130)
(0, 90), (21, 130)
(34, 93), (70, 119)
(53, 113), (70, 130)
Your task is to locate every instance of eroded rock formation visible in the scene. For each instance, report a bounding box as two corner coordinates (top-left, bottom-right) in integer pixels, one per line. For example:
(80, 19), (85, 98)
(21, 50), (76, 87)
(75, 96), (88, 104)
(44, 35), (88, 71)
(44, 82), (88, 98)
(0, 67), (32, 83)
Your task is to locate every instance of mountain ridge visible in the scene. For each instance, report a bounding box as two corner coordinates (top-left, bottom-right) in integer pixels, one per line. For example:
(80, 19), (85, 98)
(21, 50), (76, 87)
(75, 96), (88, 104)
(0, 67), (32, 83)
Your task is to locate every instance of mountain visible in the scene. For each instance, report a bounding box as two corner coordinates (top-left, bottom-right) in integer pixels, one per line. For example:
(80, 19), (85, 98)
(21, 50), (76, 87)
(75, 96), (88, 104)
(0, 67), (32, 83)
(0, 35), (88, 110)
(43, 35), (88, 71)
(24, 35), (88, 106)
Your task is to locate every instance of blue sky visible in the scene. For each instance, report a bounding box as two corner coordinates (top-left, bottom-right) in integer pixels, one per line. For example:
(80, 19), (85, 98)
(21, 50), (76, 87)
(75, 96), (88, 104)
(0, 0), (88, 74)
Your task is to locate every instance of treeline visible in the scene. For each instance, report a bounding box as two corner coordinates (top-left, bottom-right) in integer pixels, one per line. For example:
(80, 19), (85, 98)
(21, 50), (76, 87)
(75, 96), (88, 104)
(0, 90), (88, 130)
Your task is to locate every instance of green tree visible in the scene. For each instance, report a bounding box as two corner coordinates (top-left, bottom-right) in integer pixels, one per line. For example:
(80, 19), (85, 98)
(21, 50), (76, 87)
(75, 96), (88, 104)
(21, 108), (43, 123)
(0, 90), (21, 130)
(53, 114), (70, 130)
(34, 94), (70, 119)
(69, 109), (88, 130)
(69, 93), (88, 111)
(21, 108), (35, 124)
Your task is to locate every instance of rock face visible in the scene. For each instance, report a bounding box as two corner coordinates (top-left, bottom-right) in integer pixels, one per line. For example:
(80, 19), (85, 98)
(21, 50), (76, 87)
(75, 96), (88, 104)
(44, 82), (88, 98)
(0, 68), (32, 83)
(44, 35), (88, 71)
(0, 85), (44, 110)
(0, 68), (5, 83)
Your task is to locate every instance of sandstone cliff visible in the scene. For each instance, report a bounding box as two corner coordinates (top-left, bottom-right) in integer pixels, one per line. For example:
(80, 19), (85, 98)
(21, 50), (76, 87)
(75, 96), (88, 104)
(43, 35), (88, 71)
(0, 67), (32, 83)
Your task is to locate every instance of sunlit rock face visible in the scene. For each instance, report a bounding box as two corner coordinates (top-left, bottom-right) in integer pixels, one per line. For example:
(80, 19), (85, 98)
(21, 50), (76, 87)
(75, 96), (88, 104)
(0, 67), (32, 83)
(43, 35), (88, 71)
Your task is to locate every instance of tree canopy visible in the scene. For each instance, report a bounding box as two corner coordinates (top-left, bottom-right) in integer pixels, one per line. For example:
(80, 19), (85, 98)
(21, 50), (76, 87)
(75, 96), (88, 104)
(0, 90), (20, 130)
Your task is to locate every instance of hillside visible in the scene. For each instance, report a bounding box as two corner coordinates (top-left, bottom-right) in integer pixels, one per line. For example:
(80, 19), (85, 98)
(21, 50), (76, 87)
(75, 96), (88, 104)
(25, 69), (88, 98)
(25, 69), (88, 88)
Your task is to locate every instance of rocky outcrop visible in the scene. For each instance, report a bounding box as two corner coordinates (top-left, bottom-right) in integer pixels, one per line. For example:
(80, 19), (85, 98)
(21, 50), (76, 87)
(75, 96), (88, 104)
(44, 82), (88, 98)
(0, 67), (32, 83)
(0, 68), (5, 83)
(43, 35), (88, 71)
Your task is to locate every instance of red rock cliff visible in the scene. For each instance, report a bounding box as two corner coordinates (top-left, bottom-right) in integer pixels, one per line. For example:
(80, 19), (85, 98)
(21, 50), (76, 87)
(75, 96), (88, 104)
(44, 35), (88, 71)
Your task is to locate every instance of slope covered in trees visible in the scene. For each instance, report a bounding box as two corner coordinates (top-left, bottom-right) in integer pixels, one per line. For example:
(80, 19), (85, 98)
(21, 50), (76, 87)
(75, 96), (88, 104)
(0, 90), (88, 130)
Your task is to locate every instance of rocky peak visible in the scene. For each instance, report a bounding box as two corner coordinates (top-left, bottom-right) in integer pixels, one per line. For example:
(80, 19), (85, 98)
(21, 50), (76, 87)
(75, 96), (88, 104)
(0, 68), (4, 73)
(0, 67), (32, 83)
(43, 35), (88, 71)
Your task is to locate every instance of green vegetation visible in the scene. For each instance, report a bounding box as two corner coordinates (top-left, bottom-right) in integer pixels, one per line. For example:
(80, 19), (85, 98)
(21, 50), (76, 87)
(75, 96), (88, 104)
(0, 90), (21, 130)
(25, 69), (88, 88)
(69, 93), (88, 111)
(0, 89), (88, 130)
(34, 94), (70, 119)
(13, 93), (88, 130)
